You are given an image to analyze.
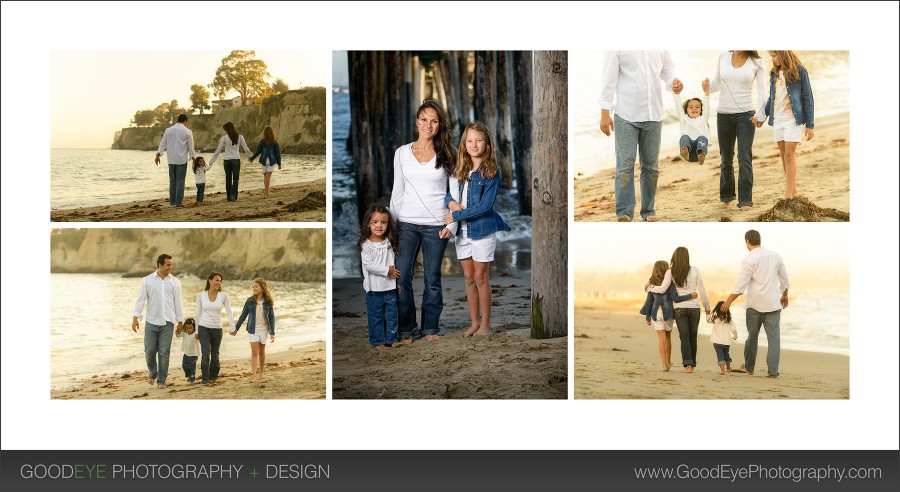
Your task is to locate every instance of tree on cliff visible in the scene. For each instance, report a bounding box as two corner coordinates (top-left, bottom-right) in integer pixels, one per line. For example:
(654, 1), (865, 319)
(132, 109), (155, 127)
(209, 50), (271, 106)
(152, 100), (182, 126)
(190, 84), (211, 114)
(271, 78), (289, 95)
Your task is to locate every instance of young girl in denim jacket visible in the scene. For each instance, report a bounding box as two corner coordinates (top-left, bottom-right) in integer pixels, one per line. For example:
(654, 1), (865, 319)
(358, 203), (402, 350)
(752, 51), (815, 200)
(234, 278), (276, 383)
(640, 260), (697, 371)
(441, 122), (511, 337)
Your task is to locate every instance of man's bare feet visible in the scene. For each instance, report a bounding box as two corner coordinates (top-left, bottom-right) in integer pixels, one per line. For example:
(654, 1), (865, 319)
(617, 215), (631, 222)
(683, 365), (694, 373)
(680, 146), (690, 161)
(740, 205), (752, 211)
(697, 152), (705, 165)
(374, 344), (387, 351)
(400, 337), (413, 345)
(646, 216), (660, 222)
(148, 377), (154, 385)
(424, 334), (440, 341)
(463, 325), (479, 337)
(721, 201), (733, 208)
(737, 364), (753, 375)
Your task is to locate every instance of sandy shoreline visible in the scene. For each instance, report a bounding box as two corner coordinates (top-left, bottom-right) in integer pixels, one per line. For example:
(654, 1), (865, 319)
(51, 341), (326, 400)
(50, 179), (326, 222)
(332, 275), (567, 399)
(575, 307), (848, 399)
(574, 112), (849, 222)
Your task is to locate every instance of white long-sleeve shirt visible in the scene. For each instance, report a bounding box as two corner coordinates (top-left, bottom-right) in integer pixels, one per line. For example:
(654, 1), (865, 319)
(176, 330), (201, 357)
(599, 51), (677, 123)
(133, 271), (183, 325)
(208, 134), (252, 166)
(710, 319), (738, 345)
(195, 291), (235, 331)
(361, 239), (396, 292)
(673, 93), (711, 140)
(156, 123), (196, 165)
(389, 144), (450, 226)
(648, 266), (711, 312)
(709, 51), (767, 115)
(731, 246), (790, 313)
(194, 163), (210, 185)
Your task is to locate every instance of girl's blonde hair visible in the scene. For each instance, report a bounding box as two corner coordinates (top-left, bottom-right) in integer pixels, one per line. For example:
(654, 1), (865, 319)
(770, 50), (804, 83)
(253, 278), (275, 306)
(645, 260), (669, 290)
(456, 121), (498, 182)
(263, 126), (277, 145)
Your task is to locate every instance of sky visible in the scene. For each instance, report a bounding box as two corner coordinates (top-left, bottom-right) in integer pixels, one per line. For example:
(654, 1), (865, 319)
(51, 51), (329, 149)
(333, 50), (348, 86)
(572, 223), (850, 274)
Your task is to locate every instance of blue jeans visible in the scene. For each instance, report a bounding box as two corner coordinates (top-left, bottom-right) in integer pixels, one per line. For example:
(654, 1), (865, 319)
(182, 354), (198, 381)
(143, 321), (174, 384)
(717, 111), (756, 207)
(168, 164), (187, 206)
(365, 289), (399, 346)
(744, 308), (781, 376)
(713, 343), (732, 365)
(614, 115), (661, 220)
(224, 159), (241, 200)
(196, 183), (205, 202)
(396, 221), (450, 338)
(678, 135), (709, 162)
(674, 308), (701, 367)
(198, 326), (223, 382)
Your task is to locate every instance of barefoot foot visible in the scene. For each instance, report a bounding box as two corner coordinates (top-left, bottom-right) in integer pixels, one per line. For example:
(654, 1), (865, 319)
(400, 337), (413, 346)
(697, 152), (705, 165)
(683, 366), (694, 373)
(424, 334), (440, 341)
(645, 215), (660, 222)
(374, 344), (387, 351)
(390, 341), (404, 348)
(474, 326), (491, 336)
(680, 146), (690, 161)
(721, 201), (733, 209)
(740, 205), (752, 211)
(462, 325), (479, 337)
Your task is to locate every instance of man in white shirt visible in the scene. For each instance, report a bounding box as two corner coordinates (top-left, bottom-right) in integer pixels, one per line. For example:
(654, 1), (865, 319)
(155, 114), (197, 207)
(599, 51), (682, 222)
(132, 254), (184, 388)
(722, 230), (790, 377)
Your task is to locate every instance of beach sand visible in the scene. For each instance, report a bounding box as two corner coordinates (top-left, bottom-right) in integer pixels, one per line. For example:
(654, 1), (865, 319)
(50, 179), (326, 222)
(51, 341), (326, 400)
(575, 308), (849, 399)
(574, 112), (849, 222)
(332, 275), (567, 399)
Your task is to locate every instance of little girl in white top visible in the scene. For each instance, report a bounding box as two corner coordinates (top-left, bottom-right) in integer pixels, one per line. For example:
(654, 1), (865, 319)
(176, 318), (201, 382)
(359, 203), (402, 350)
(192, 156), (210, 205)
(674, 85), (711, 164)
(709, 301), (738, 375)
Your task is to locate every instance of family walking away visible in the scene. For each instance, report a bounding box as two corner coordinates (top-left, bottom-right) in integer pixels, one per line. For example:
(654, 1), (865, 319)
(155, 116), (284, 205)
(638, 230), (789, 377)
(600, 50), (815, 221)
(360, 100), (511, 350)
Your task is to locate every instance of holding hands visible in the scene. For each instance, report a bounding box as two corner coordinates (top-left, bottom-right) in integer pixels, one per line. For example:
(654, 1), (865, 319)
(387, 266), (401, 279)
(672, 78), (684, 94)
(439, 228), (452, 239)
(701, 78), (710, 96)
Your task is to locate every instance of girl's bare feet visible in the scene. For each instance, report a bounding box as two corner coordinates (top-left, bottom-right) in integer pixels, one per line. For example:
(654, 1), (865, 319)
(474, 326), (490, 336)
(719, 365), (726, 375)
(697, 152), (705, 165)
(249, 376), (257, 383)
(721, 201), (733, 209)
(374, 344), (387, 351)
(726, 363), (732, 372)
(680, 146), (690, 161)
(462, 325), (479, 337)
(400, 337), (413, 345)
(740, 205), (752, 211)
(683, 365), (694, 373)
(424, 334), (440, 341)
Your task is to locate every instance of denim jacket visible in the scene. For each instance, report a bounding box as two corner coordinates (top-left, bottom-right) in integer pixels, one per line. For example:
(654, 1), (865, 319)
(444, 169), (511, 240)
(639, 284), (694, 321)
(235, 297), (276, 335)
(757, 65), (815, 128)
(250, 141), (281, 166)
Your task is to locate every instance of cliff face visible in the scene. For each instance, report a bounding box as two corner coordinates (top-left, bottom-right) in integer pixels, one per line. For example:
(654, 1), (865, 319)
(111, 88), (326, 154)
(50, 229), (325, 282)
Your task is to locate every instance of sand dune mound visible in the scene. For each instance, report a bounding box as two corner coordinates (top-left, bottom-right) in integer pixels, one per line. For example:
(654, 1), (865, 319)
(754, 196), (850, 222)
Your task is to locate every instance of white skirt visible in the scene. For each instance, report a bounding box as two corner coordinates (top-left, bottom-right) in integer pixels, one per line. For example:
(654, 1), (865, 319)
(456, 232), (497, 263)
(249, 327), (269, 344)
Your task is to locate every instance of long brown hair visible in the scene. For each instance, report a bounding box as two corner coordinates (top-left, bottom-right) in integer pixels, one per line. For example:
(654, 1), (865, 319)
(223, 122), (239, 146)
(263, 126), (277, 145)
(670, 247), (691, 288)
(769, 50), (804, 83)
(357, 202), (400, 254)
(414, 99), (456, 176)
(645, 261), (669, 290)
(252, 278), (275, 306)
(456, 121), (498, 181)
(204, 272), (223, 292)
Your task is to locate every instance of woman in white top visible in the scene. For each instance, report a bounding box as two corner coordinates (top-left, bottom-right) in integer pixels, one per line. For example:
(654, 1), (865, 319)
(389, 100), (456, 344)
(195, 272), (235, 384)
(647, 247), (711, 373)
(208, 122), (253, 202)
(708, 51), (767, 211)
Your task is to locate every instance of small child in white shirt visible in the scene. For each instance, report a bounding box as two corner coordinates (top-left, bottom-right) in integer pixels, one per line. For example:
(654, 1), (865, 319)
(674, 81), (712, 164)
(708, 301), (738, 375)
(176, 317), (201, 382)
(359, 203), (402, 350)
(192, 156), (210, 206)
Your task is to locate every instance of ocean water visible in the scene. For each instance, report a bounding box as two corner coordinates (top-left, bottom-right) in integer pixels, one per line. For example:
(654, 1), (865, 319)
(576, 288), (849, 356)
(573, 50), (850, 176)
(50, 273), (326, 387)
(331, 91), (533, 279)
(50, 149), (325, 210)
